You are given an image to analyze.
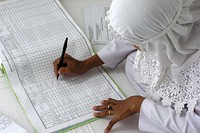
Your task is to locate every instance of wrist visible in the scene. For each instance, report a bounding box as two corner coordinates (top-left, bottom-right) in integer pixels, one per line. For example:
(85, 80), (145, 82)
(79, 60), (88, 73)
(130, 96), (145, 113)
(136, 96), (145, 113)
(82, 59), (91, 72)
(84, 54), (104, 71)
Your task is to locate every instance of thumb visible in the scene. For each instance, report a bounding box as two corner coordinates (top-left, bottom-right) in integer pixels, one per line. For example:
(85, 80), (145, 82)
(58, 67), (70, 75)
(104, 118), (118, 133)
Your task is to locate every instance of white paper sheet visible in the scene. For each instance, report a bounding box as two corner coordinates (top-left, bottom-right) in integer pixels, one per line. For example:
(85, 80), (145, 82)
(0, 0), (125, 132)
(84, 6), (115, 44)
(0, 112), (28, 133)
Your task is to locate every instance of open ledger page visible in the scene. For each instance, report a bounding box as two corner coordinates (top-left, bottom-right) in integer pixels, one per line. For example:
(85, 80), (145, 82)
(0, 0), (125, 132)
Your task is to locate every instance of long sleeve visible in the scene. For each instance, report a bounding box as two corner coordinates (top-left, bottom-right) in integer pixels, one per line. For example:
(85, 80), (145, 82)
(139, 99), (200, 133)
(97, 39), (136, 69)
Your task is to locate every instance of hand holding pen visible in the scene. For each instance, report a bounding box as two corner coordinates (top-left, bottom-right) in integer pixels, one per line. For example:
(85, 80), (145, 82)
(56, 38), (68, 79)
(53, 38), (95, 78)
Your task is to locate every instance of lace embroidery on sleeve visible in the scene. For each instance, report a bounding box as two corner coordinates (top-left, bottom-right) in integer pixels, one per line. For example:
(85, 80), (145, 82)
(157, 51), (200, 114)
(133, 51), (166, 91)
(134, 50), (200, 115)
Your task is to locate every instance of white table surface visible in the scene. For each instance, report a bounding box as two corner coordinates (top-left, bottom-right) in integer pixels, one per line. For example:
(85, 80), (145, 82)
(0, 0), (142, 133)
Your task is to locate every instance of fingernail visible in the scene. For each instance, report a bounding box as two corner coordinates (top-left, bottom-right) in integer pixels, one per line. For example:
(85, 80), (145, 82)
(104, 129), (108, 133)
(92, 106), (96, 110)
(101, 100), (104, 104)
(94, 112), (98, 116)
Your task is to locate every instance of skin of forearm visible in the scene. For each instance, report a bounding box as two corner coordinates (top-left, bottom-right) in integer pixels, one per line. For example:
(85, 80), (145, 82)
(83, 54), (104, 71)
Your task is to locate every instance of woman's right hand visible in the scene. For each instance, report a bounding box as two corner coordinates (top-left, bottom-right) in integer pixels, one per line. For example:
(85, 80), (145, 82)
(53, 53), (104, 77)
(53, 53), (87, 76)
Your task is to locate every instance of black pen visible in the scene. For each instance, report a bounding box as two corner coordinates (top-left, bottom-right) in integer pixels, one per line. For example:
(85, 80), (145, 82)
(57, 38), (68, 79)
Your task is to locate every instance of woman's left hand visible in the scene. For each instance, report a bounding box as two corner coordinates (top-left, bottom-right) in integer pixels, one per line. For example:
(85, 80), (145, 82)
(92, 96), (145, 133)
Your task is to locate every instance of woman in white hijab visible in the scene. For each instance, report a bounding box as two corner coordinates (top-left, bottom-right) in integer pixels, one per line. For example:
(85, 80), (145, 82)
(53, 0), (200, 132)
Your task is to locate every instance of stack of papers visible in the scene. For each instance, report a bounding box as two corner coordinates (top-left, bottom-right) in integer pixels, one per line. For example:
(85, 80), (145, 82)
(84, 6), (115, 44)
(0, 112), (28, 133)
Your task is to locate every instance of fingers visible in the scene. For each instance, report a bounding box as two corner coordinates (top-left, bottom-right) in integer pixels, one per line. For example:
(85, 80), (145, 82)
(101, 98), (122, 105)
(104, 118), (118, 133)
(107, 98), (122, 104)
(93, 110), (114, 118)
(53, 59), (60, 77)
(58, 67), (68, 75)
(93, 98), (124, 133)
(53, 53), (72, 77)
(93, 111), (107, 117)
(93, 103), (115, 111)
(93, 108), (119, 133)
(93, 98), (120, 118)
(92, 105), (107, 111)
(58, 67), (74, 76)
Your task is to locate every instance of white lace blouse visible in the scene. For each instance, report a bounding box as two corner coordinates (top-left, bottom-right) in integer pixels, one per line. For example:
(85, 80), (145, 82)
(97, 38), (200, 133)
(98, 0), (200, 132)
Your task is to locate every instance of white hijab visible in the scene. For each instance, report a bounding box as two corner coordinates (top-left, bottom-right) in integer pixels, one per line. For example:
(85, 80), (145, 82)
(106, 0), (200, 114)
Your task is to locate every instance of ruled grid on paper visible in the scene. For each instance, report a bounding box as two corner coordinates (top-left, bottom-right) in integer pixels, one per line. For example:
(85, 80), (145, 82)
(0, 0), (125, 132)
